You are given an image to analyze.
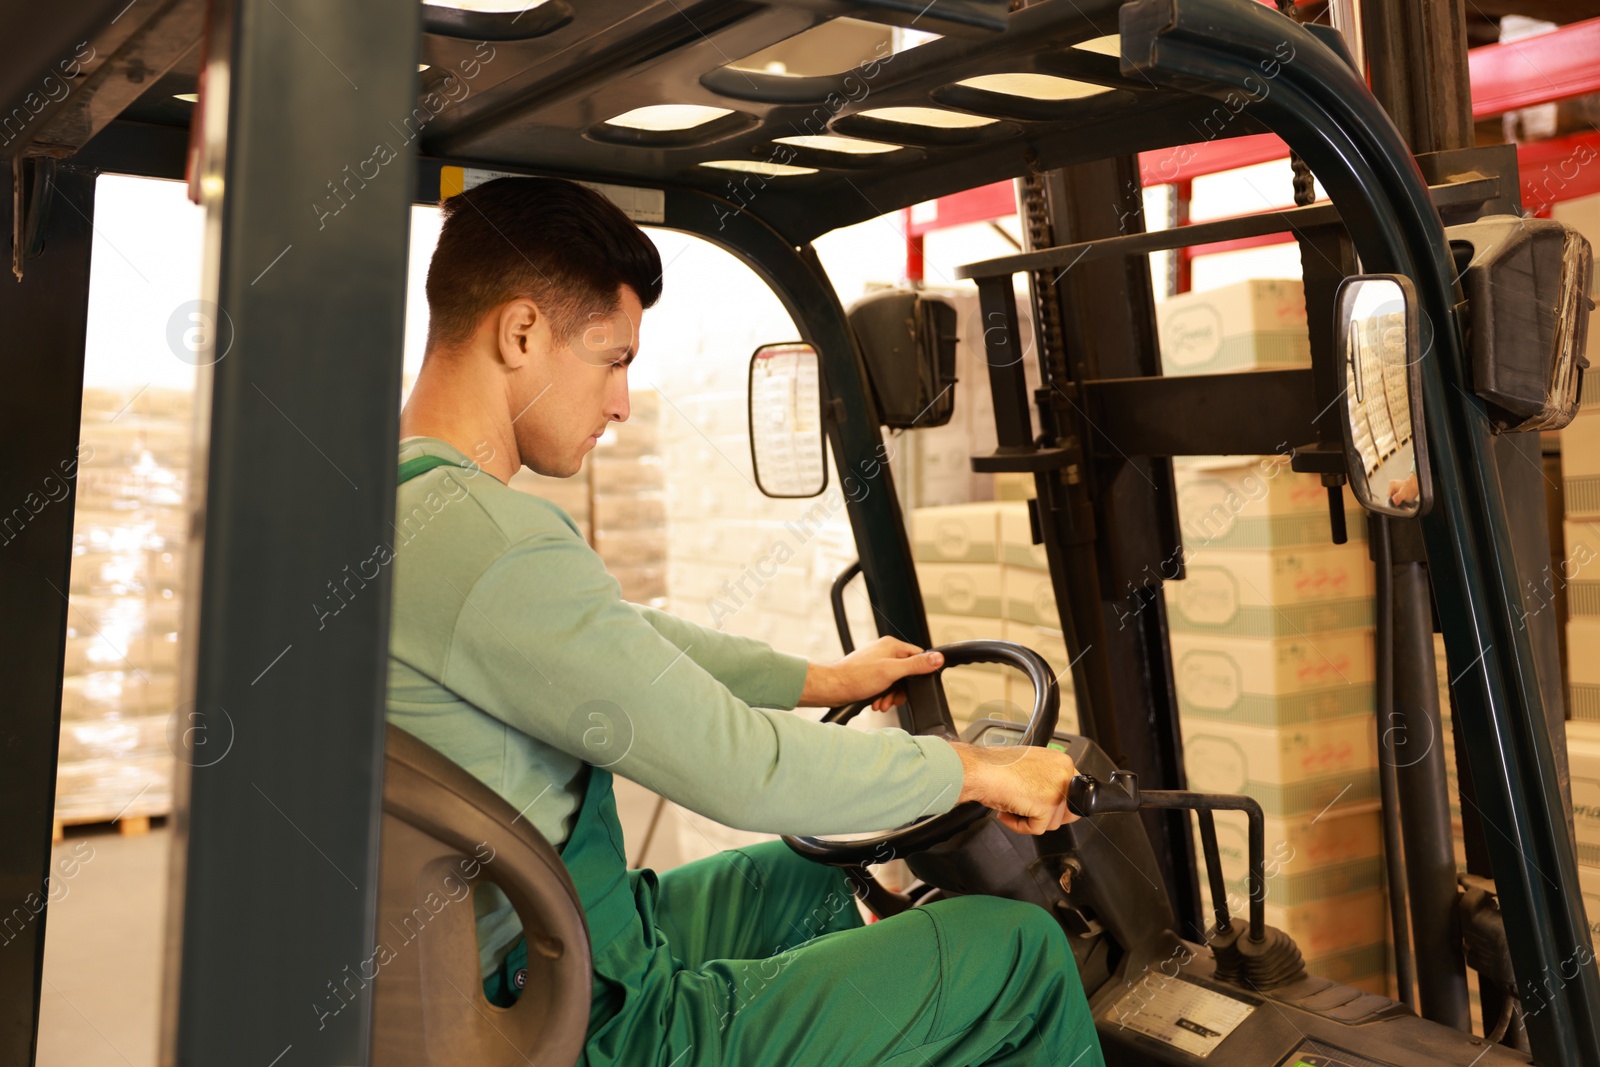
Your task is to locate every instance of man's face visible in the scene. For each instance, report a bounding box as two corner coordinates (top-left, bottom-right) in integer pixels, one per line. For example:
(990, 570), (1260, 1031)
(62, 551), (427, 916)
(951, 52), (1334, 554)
(514, 285), (643, 478)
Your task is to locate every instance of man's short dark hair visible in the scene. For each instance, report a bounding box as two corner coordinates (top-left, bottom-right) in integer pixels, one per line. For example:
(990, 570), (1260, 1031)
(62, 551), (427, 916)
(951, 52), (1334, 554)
(425, 177), (663, 351)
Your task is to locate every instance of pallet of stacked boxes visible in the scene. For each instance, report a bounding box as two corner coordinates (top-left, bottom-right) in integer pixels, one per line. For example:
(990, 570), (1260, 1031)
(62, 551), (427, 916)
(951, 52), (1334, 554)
(912, 503), (1011, 734)
(1564, 488), (1600, 726)
(1570, 720), (1600, 962)
(1556, 195), (1600, 950)
(1167, 454), (1386, 994)
(996, 502), (1079, 734)
(660, 376), (875, 861)
(592, 390), (667, 607)
(910, 500), (1089, 737)
(1155, 278), (1310, 378)
(1430, 633), (1468, 876)
(1570, 721), (1600, 865)
(55, 386), (191, 839)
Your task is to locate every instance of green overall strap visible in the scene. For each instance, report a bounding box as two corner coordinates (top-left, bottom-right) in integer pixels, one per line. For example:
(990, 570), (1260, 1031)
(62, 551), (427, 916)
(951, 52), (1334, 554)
(398, 454), (461, 484)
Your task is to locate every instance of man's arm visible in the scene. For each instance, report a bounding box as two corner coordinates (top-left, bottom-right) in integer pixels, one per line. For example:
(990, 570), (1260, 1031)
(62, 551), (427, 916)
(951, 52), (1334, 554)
(440, 528), (965, 836)
(629, 602), (947, 711)
(626, 602), (807, 708)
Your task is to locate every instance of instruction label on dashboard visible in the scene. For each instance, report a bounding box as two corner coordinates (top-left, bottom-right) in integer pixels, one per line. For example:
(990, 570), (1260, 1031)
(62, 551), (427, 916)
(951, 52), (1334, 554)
(1104, 974), (1256, 1058)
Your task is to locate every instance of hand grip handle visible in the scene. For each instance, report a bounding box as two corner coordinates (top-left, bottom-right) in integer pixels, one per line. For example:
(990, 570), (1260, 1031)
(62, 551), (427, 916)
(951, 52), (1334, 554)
(1067, 771), (1141, 816)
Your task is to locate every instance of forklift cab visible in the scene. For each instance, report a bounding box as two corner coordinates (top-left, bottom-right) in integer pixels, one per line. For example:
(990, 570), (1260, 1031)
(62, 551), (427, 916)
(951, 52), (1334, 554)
(5, 0), (1599, 1065)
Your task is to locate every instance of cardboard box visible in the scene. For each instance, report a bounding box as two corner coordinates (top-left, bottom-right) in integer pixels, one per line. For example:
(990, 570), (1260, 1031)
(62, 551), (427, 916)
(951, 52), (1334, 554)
(1570, 617), (1600, 722)
(1192, 804), (1384, 906)
(1181, 714), (1379, 818)
(994, 473), (1035, 502)
(1258, 892), (1388, 960)
(1175, 456), (1366, 550)
(928, 614), (1007, 675)
(1303, 941), (1390, 988)
(1170, 630), (1375, 726)
(943, 667), (1013, 734)
(1165, 543), (1375, 638)
(1196, 895), (1395, 959)
(1569, 721), (1600, 867)
(998, 502), (1048, 571)
(918, 562), (1005, 619)
(1581, 864), (1600, 955)
(1565, 519), (1600, 619)
(959, 677), (1079, 739)
(1563, 412), (1600, 520)
(1002, 566), (1059, 627)
(928, 613), (1007, 646)
(1156, 279), (1310, 377)
(911, 503), (1002, 564)
(1003, 620), (1072, 677)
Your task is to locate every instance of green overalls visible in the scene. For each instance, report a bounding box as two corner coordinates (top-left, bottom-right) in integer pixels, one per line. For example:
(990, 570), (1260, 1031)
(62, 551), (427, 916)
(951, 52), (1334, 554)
(397, 454), (1105, 1067)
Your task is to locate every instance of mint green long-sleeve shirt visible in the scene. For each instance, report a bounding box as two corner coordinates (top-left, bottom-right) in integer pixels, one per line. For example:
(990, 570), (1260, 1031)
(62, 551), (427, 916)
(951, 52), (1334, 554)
(385, 436), (964, 974)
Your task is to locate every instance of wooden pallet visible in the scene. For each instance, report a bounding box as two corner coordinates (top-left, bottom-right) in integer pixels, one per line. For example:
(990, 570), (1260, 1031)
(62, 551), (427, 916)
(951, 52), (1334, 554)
(52, 815), (153, 844)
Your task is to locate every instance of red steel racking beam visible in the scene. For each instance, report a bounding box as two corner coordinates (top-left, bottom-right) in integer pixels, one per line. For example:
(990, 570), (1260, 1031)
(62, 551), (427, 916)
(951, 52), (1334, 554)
(905, 15), (1600, 270)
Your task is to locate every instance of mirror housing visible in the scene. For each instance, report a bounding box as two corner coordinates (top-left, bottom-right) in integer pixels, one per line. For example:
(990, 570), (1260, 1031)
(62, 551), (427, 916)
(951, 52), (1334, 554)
(748, 342), (828, 499)
(1446, 215), (1594, 433)
(848, 289), (958, 429)
(1337, 274), (1432, 519)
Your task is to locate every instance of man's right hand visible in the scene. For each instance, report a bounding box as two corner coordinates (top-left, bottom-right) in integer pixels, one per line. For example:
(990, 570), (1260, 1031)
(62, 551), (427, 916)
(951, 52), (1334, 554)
(950, 741), (1081, 835)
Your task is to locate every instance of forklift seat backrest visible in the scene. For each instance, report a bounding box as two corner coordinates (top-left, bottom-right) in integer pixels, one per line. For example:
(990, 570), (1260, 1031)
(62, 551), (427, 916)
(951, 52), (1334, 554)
(373, 724), (592, 1067)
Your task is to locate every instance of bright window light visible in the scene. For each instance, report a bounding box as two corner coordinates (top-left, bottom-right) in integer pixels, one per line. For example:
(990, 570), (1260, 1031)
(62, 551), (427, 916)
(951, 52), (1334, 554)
(856, 107), (995, 129)
(1077, 34), (1120, 57)
(173, 93), (199, 103)
(606, 105), (736, 132)
(422, 0), (549, 11)
(773, 134), (900, 155)
(958, 73), (1112, 101)
(700, 160), (818, 177)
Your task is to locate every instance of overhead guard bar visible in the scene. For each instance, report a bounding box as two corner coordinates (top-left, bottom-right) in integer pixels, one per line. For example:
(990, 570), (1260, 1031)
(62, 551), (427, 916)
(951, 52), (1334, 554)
(956, 175), (1501, 280)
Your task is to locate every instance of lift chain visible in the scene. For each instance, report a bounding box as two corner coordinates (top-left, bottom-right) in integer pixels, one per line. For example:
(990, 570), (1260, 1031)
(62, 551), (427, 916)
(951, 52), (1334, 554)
(1018, 170), (1073, 408)
(1276, 0), (1320, 208)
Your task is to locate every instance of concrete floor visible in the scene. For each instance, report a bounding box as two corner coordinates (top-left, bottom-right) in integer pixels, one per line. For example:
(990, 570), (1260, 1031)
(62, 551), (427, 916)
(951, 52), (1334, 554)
(33, 777), (684, 1066)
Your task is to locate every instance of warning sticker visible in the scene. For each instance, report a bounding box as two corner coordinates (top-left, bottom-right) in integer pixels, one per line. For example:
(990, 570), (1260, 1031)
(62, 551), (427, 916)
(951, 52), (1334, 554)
(1102, 974), (1256, 1058)
(438, 166), (666, 222)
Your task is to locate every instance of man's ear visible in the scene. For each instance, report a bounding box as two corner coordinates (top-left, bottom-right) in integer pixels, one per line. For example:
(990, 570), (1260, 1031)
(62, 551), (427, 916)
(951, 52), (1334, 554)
(496, 298), (544, 370)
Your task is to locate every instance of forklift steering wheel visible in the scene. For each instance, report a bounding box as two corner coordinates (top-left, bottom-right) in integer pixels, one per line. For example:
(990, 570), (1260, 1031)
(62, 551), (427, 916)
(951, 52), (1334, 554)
(783, 640), (1060, 868)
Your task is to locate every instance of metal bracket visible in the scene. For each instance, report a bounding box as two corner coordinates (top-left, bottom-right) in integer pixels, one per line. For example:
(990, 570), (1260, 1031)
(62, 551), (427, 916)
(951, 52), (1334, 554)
(10, 156), (58, 282)
(970, 445), (1077, 474)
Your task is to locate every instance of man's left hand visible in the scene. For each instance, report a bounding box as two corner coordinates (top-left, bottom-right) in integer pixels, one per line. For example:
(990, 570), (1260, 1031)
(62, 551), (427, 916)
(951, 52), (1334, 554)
(799, 637), (945, 711)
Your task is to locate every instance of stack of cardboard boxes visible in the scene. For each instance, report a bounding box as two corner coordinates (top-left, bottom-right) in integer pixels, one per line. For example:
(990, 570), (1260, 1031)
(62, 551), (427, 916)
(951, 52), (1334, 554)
(1561, 361), (1600, 958)
(1158, 279), (1387, 993)
(1167, 457), (1386, 993)
(910, 501), (1078, 735)
(55, 387), (191, 833)
(1558, 191), (1600, 955)
(592, 391), (668, 606)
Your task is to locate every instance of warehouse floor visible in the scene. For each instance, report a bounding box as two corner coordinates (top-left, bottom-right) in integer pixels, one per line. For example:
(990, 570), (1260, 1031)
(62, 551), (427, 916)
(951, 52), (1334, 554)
(34, 778), (683, 1066)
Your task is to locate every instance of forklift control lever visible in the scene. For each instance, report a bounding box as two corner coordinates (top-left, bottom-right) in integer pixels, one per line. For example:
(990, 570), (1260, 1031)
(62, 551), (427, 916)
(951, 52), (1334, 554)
(1067, 771), (1141, 816)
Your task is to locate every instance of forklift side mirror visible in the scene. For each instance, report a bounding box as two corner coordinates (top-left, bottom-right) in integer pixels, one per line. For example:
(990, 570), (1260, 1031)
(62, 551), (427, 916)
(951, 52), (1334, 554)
(748, 341), (829, 499)
(847, 289), (959, 430)
(1336, 274), (1433, 519)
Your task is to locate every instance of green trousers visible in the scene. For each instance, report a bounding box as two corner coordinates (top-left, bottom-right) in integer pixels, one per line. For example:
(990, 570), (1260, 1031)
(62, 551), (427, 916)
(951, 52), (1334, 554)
(489, 839), (1104, 1066)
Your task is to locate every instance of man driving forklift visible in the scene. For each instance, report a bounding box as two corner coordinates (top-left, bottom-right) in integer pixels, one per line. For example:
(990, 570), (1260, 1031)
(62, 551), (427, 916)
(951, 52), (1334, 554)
(385, 175), (1106, 1066)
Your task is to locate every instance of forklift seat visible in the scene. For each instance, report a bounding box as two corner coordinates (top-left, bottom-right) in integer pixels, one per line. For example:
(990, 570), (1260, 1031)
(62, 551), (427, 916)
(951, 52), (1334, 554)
(372, 724), (592, 1067)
